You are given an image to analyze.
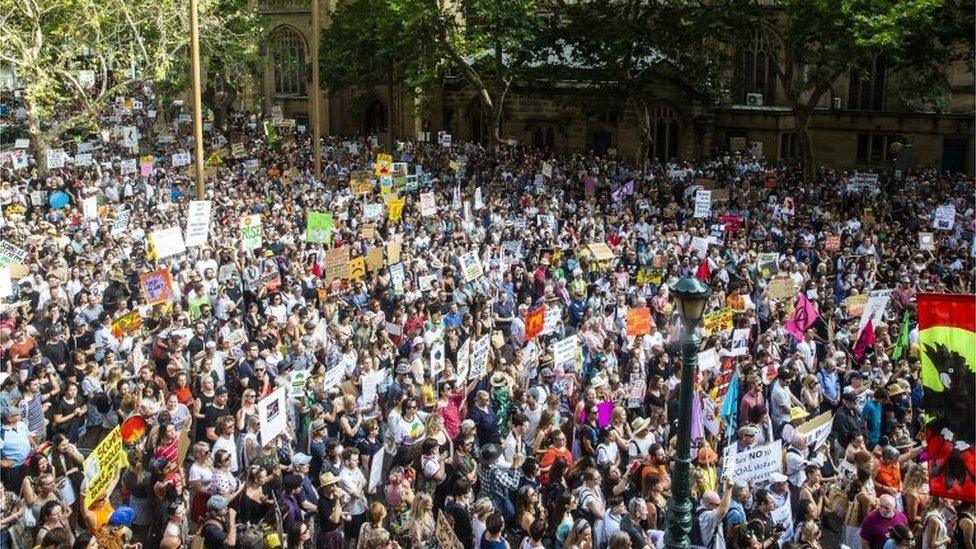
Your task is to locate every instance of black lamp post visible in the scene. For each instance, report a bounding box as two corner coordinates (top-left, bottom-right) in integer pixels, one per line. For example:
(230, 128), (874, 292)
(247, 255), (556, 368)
(663, 276), (712, 548)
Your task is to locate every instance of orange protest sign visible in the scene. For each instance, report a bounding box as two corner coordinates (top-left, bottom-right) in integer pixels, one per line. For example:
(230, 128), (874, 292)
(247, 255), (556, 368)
(524, 306), (546, 342)
(626, 307), (652, 336)
(139, 269), (175, 305)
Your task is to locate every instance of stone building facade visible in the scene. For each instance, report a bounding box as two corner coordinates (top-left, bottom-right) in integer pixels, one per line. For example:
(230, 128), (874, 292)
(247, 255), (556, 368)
(255, 0), (974, 174)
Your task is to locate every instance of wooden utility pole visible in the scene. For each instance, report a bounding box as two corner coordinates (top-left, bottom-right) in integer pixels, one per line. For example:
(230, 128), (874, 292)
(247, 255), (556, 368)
(190, 0), (206, 199)
(310, 0), (322, 179)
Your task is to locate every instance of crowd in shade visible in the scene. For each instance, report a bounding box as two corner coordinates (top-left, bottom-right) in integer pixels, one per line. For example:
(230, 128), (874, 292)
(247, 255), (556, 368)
(0, 85), (974, 549)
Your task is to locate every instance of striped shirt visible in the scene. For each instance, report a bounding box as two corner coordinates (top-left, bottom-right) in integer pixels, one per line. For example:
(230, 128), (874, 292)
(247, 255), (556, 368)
(21, 392), (46, 439)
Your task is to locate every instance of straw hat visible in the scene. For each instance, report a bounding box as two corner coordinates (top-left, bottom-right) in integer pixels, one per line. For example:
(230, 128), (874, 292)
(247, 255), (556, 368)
(630, 417), (651, 434)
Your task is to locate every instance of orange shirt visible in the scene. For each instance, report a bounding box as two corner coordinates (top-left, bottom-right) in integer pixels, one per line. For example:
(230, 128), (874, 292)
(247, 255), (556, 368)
(539, 447), (573, 485)
(875, 461), (901, 492)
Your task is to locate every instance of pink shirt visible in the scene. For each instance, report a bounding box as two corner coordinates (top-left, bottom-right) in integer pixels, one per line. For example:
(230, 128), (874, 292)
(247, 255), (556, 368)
(438, 392), (464, 439)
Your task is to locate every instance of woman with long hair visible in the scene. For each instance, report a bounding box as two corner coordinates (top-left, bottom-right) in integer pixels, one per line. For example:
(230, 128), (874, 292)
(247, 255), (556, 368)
(34, 501), (73, 546)
(120, 449), (153, 543)
(903, 462), (930, 530)
(641, 473), (667, 531)
(922, 497), (953, 549)
(237, 464), (272, 526)
(410, 492), (436, 549)
(563, 518), (593, 549)
(153, 420), (180, 464)
(207, 449), (242, 500)
(187, 442), (214, 523)
(286, 520), (313, 549)
(514, 485), (546, 536)
(357, 502), (388, 549)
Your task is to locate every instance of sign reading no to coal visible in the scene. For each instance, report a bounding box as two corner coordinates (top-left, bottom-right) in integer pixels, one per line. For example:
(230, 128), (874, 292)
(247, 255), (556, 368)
(730, 439), (782, 484)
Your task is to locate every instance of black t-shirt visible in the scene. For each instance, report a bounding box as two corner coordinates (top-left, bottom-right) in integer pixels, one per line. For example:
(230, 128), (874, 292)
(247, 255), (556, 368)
(42, 340), (70, 367)
(198, 403), (228, 442)
(52, 397), (84, 440)
(317, 495), (343, 533)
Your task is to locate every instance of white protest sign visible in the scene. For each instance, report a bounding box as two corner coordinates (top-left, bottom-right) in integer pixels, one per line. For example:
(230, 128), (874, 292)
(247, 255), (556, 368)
(730, 328), (749, 357)
(82, 196), (98, 220)
(771, 501), (794, 545)
(858, 288), (892, 330)
(119, 126), (138, 148)
(430, 338), (446, 378)
(0, 267), (12, 298)
(389, 263), (405, 295)
(364, 203), (383, 220)
(455, 340), (471, 382)
(0, 240), (28, 266)
(419, 192), (437, 216)
(552, 335), (578, 370)
(120, 158), (137, 173)
(542, 307), (562, 335)
(149, 226), (187, 259)
(75, 153), (93, 167)
(730, 439), (783, 484)
(542, 162), (553, 178)
(171, 151), (192, 167)
(458, 251), (484, 282)
(257, 387), (288, 443)
(694, 189), (712, 219)
(697, 348), (720, 373)
(469, 334), (491, 380)
(934, 204), (956, 230)
(474, 187), (484, 210)
(847, 172), (878, 191)
(795, 411), (834, 449)
(47, 149), (67, 170)
(184, 200), (212, 247)
(690, 236), (709, 260)
(240, 214), (262, 251)
(361, 369), (386, 404)
(324, 364), (344, 389)
(290, 370), (310, 398)
(14, 139), (29, 149)
(918, 232), (935, 251)
(112, 209), (131, 236)
(367, 446), (387, 493)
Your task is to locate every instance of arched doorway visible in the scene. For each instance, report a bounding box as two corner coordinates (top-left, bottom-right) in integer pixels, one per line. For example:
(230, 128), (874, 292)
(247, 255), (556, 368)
(364, 99), (388, 135)
(466, 97), (490, 144)
(268, 26), (307, 98)
(646, 105), (680, 161)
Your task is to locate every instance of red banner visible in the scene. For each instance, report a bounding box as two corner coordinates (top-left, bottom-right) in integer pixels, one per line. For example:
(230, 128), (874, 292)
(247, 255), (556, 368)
(524, 306), (546, 342)
(918, 293), (976, 502)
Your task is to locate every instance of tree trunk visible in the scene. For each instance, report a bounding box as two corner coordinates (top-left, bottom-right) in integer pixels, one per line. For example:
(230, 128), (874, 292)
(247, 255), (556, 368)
(488, 103), (502, 152)
(636, 99), (652, 170)
(796, 110), (815, 182)
(27, 109), (48, 174)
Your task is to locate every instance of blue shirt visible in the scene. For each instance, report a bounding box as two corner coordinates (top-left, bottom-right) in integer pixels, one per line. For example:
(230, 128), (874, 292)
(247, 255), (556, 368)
(862, 400), (882, 446)
(818, 369), (840, 403)
(0, 421), (32, 465)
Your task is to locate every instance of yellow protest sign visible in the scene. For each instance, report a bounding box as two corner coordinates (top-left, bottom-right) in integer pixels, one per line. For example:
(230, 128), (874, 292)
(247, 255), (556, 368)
(204, 151), (222, 166)
(587, 242), (616, 262)
(702, 308), (734, 336)
(83, 426), (127, 507)
(110, 310), (143, 338)
(388, 198), (405, 222)
(348, 256), (366, 280)
(374, 153), (393, 177)
(365, 247), (385, 272)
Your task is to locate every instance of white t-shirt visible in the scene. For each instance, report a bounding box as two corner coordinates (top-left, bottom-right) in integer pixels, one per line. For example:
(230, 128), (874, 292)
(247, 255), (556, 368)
(211, 435), (239, 473)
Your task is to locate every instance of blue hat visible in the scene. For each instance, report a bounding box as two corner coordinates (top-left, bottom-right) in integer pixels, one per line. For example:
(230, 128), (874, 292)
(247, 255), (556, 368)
(109, 506), (136, 526)
(292, 453), (312, 466)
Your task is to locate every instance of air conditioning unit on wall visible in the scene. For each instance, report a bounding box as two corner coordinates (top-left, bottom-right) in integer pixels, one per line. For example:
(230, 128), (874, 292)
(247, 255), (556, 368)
(746, 93), (764, 106)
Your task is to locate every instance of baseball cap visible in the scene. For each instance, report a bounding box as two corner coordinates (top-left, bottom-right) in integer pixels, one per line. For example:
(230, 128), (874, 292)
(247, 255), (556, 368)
(292, 453), (312, 466)
(207, 495), (230, 511)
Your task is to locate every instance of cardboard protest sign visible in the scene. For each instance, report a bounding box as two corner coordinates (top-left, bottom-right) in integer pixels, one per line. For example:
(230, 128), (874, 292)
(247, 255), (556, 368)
(305, 211), (333, 244)
(796, 411), (834, 449)
(240, 214), (262, 251)
(140, 269), (175, 305)
(184, 200), (212, 247)
(702, 308), (734, 336)
(626, 307), (652, 336)
(711, 188), (730, 202)
(350, 171), (372, 194)
(459, 251), (484, 282)
(324, 247), (350, 281)
(258, 387), (288, 443)
(365, 247), (385, 272)
(148, 227), (186, 260)
(386, 241), (402, 264)
(588, 242), (615, 262)
(767, 277), (796, 301)
(83, 426), (127, 507)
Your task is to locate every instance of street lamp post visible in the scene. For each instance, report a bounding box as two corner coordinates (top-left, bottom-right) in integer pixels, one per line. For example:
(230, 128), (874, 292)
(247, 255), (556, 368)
(663, 277), (712, 549)
(189, 0), (206, 199)
(309, 0), (322, 180)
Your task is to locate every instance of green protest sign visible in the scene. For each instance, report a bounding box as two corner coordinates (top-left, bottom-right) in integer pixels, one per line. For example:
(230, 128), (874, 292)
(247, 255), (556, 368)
(305, 211), (333, 244)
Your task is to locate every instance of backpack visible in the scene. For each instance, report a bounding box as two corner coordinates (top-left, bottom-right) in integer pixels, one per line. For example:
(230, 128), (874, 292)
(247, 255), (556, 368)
(689, 506), (718, 549)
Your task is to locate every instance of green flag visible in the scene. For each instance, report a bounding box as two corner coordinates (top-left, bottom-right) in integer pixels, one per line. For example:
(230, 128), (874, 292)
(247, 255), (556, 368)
(892, 311), (910, 360)
(305, 211), (333, 244)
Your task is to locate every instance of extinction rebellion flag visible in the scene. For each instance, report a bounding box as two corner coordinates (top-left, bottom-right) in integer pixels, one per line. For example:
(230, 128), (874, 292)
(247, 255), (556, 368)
(918, 293), (976, 502)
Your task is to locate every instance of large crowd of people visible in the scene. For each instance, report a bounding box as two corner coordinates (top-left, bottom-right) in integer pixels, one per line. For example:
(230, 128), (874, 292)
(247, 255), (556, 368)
(0, 86), (974, 549)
